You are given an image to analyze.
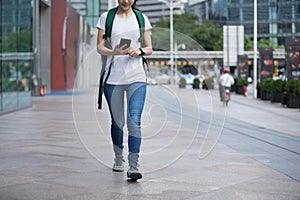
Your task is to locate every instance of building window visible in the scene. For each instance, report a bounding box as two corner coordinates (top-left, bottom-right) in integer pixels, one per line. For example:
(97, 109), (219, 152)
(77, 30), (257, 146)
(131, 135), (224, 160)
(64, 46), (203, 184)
(0, 0), (33, 114)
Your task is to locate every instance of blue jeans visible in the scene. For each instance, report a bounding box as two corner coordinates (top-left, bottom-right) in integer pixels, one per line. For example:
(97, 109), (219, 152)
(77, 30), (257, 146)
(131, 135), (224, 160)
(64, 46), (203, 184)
(104, 82), (146, 164)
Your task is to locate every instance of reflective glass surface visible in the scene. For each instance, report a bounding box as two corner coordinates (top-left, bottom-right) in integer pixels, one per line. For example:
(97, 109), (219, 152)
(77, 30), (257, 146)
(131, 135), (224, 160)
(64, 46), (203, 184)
(0, 0), (33, 114)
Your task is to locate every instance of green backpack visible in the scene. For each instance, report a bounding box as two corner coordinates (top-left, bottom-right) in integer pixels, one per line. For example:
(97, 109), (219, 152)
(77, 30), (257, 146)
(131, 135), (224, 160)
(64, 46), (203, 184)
(98, 7), (146, 109)
(104, 6), (145, 45)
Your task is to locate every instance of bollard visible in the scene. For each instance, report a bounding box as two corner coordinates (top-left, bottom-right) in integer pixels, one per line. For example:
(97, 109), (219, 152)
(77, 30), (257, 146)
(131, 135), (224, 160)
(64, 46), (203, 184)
(243, 86), (247, 97)
(39, 85), (45, 96)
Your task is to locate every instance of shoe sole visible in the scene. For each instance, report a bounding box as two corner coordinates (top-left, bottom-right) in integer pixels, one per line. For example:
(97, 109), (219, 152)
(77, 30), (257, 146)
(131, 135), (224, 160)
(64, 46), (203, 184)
(112, 168), (124, 172)
(127, 172), (142, 181)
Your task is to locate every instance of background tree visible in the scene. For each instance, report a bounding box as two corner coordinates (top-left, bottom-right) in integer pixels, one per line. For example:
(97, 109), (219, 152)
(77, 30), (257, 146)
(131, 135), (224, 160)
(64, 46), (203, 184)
(1, 29), (32, 52)
(153, 14), (223, 51)
(154, 14), (285, 52)
(257, 38), (276, 49)
(191, 20), (222, 51)
(244, 37), (254, 51)
(244, 37), (284, 51)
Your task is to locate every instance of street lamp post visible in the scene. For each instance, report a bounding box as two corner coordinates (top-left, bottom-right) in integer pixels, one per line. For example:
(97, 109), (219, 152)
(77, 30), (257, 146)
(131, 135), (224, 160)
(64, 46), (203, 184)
(175, 42), (186, 83)
(253, 0), (258, 98)
(156, 0), (188, 85)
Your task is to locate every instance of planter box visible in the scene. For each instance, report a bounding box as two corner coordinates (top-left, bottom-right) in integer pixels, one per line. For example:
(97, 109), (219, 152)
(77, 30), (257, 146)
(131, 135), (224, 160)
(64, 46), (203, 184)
(261, 91), (271, 100)
(257, 89), (261, 98)
(230, 85), (236, 92)
(179, 84), (186, 88)
(192, 84), (200, 89)
(281, 95), (287, 106)
(207, 84), (214, 89)
(236, 86), (244, 95)
(270, 92), (282, 103)
(202, 83), (213, 90)
(286, 94), (300, 108)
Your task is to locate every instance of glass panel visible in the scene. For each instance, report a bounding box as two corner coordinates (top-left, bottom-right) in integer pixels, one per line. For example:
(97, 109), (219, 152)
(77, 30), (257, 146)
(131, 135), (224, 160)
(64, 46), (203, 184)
(2, 61), (18, 112)
(0, 0), (32, 114)
(258, 23), (270, 34)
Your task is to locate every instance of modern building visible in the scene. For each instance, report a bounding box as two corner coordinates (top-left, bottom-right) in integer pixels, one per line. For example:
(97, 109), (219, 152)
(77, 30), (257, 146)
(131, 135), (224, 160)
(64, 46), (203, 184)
(227, 0), (300, 46)
(68, 0), (118, 27)
(0, 0), (93, 115)
(187, 0), (300, 46)
(0, 0), (34, 114)
(135, 0), (187, 24)
(68, 0), (188, 27)
(68, 0), (97, 27)
(187, 0), (227, 24)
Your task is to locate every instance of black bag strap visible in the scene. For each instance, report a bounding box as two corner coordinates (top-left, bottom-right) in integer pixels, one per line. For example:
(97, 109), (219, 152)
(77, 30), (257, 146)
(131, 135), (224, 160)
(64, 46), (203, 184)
(98, 58), (113, 109)
(98, 8), (117, 110)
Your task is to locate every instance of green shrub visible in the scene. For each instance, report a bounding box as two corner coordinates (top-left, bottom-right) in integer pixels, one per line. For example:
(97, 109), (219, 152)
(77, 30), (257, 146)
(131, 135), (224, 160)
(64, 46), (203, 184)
(260, 78), (273, 93)
(205, 77), (214, 85)
(236, 78), (248, 87)
(179, 77), (186, 88)
(202, 77), (214, 89)
(179, 77), (186, 84)
(286, 79), (300, 95)
(193, 78), (200, 85)
(233, 78), (238, 87)
(272, 79), (285, 93)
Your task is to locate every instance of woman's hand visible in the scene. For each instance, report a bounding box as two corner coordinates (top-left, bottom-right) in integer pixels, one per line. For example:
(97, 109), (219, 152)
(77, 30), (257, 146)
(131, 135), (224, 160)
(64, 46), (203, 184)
(127, 48), (141, 57)
(112, 44), (131, 55)
(112, 46), (145, 57)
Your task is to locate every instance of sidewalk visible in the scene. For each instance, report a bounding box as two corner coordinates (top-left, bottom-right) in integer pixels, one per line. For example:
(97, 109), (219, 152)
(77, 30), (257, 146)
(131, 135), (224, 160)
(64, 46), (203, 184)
(218, 85), (299, 137)
(0, 86), (299, 200)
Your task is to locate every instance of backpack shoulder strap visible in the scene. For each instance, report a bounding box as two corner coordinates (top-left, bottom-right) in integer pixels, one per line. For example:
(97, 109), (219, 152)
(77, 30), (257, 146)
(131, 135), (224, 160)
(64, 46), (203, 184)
(133, 9), (145, 47)
(133, 9), (149, 70)
(105, 7), (145, 45)
(133, 9), (145, 29)
(104, 7), (118, 39)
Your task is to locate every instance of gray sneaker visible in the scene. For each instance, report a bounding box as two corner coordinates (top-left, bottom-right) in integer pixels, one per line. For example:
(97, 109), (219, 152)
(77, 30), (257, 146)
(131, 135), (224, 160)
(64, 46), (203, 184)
(127, 166), (142, 181)
(112, 157), (125, 172)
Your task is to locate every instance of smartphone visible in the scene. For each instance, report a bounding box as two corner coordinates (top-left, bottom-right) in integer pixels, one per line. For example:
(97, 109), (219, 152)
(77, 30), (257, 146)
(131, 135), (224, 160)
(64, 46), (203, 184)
(120, 38), (131, 49)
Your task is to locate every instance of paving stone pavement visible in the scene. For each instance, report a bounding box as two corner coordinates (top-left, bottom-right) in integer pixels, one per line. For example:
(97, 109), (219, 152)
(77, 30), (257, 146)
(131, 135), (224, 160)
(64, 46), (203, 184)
(0, 85), (299, 200)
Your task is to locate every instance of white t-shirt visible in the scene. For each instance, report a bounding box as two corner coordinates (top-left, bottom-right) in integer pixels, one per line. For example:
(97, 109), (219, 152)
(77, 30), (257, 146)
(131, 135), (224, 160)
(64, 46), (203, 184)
(220, 73), (235, 87)
(96, 11), (152, 85)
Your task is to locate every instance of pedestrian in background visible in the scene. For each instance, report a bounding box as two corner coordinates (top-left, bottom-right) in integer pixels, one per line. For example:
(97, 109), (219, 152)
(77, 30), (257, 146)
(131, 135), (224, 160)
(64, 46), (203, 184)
(96, 0), (152, 181)
(219, 68), (235, 102)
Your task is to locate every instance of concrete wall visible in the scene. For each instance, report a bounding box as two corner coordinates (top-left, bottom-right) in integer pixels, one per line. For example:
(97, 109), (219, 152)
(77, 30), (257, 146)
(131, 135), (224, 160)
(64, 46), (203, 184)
(40, 1), (52, 93)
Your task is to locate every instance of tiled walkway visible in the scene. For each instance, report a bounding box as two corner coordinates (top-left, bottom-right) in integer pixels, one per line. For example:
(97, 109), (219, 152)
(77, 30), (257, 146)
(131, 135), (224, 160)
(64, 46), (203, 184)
(0, 86), (299, 200)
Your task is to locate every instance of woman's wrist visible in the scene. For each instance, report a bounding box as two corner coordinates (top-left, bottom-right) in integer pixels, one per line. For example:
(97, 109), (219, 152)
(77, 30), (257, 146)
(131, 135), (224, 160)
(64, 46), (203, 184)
(139, 48), (145, 56)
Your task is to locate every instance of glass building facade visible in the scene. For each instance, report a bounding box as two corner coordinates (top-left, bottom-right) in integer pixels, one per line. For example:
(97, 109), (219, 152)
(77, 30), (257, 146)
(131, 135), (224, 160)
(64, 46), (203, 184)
(228, 0), (300, 45)
(188, 0), (300, 46)
(0, 0), (33, 114)
(188, 0), (228, 25)
(68, 0), (112, 27)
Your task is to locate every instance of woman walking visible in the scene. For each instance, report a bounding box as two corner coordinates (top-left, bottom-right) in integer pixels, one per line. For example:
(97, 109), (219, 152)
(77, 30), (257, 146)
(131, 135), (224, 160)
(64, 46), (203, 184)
(96, 0), (152, 181)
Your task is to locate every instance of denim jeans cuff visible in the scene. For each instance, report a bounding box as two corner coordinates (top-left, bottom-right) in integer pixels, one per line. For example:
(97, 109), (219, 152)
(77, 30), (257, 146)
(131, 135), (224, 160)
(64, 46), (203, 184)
(128, 152), (139, 166)
(113, 145), (123, 157)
